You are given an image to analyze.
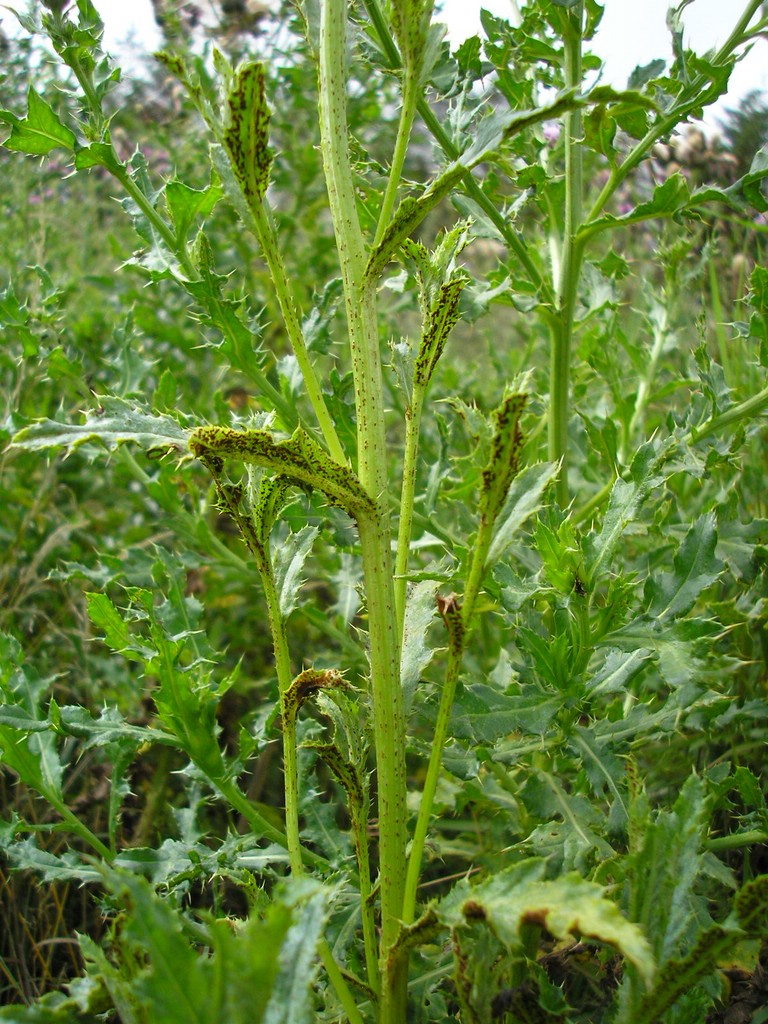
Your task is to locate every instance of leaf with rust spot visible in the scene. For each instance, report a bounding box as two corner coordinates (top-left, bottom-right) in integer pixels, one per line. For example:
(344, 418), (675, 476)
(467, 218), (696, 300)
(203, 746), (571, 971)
(189, 425), (376, 521)
(414, 277), (466, 387)
(480, 392), (528, 529)
(283, 668), (347, 725)
(223, 62), (273, 209)
(437, 592), (464, 657)
(439, 858), (655, 985)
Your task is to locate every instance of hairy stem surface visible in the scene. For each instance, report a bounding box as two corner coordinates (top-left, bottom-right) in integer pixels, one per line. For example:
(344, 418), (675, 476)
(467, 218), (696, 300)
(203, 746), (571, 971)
(318, 3), (409, 1017)
(549, 3), (584, 507)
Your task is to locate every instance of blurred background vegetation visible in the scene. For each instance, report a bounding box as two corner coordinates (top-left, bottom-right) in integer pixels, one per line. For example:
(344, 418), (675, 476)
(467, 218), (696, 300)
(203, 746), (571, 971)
(1, 0), (767, 1012)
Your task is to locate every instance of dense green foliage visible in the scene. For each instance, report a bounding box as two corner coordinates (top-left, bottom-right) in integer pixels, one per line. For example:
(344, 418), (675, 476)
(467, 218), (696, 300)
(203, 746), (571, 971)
(2, 0), (768, 1021)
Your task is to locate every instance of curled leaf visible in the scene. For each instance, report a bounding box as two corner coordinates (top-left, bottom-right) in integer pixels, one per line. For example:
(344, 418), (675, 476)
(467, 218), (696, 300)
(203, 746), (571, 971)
(414, 277), (466, 387)
(440, 859), (655, 985)
(223, 62), (273, 208)
(283, 668), (347, 725)
(437, 592), (464, 657)
(189, 425), (376, 520)
(480, 392), (528, 528)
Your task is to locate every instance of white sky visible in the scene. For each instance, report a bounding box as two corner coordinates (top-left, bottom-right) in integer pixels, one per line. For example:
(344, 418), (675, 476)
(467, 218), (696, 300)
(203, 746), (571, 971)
(2, 0), (766, 119)
(448, 0), (767, 98)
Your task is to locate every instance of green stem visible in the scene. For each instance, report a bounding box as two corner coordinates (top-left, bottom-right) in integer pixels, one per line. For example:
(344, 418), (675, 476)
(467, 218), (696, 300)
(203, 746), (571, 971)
(624, 305), (669, 458)
(573, 476), (614, 526)
(706, 829), (768, 852)
(113, 152), (296, 425)
(319, 941), (366, 1024)
(55, 22), (191, 274)
(394, 387), (426, 638)
(555, 1), (761, 512)
(462, 524), (496, 623)
(361, 0), (553, 306)
(72, 67), (104, 129)
(199, 460), (328, 870)
(215, 776), (309, 858)
(690, 383), (768, 441)
(50, 29), (108, 136)
(402, 513), (495, 924)
(260, 564), (365, 1019)
(565, 4), (764, 508)
(549, 3), (584, 508)
(115, 167), (295, 425)
(374, 71), (420, 248)
(119, 448), (152, 487)
(200, 283), (296, 425)
(357, 517), (408, 1000)
(350, 797), (381, 997)
(260, 567), (304, 878)
(318, 4), (408, 1017)
(250, 200), (347, 464)
(708, 252), (732, 382)
(159, 607), (301, 856)
(111, 165), (197, 279)
(131, 744), (173, 849)
(67, 49), (299, 429)
(56, 804), (113, 861)
(402, 646), (460, 925)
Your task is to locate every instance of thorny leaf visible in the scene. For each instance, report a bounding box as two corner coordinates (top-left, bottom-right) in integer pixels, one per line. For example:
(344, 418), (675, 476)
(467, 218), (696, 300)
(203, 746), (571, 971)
(12, 397), (189, 459)
(439, 859), (655, 983)
(0, 86), (76, 155)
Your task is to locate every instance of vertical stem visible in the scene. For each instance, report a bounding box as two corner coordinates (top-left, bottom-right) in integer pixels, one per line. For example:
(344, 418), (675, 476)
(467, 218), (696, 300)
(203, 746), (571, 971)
(350, 797), (381, 996)
(253, 564), (365, 1020)
(60, 23), (312, 433)
(215, 776), (298, 856)
(322, 948), (367, 1024)
(708, 253), (732, 382)
(318, 4), (408, 1017)
(251, 201), (347, 465)
(357, 514), (409, 1017)
(549, 3), (585, 507)
(361, 0), (554, 305)
(401, 646), (461, 925)
(624, 305), (668, 457)
(261, 569), (305, 877)
(402, 514), (494, 924)
(374, 72), (419, 248)
(212, 488), (363, 1018)
(197, 460), (314, 861)
(394, 387), (426, 637)
(372, 0), (434, 247)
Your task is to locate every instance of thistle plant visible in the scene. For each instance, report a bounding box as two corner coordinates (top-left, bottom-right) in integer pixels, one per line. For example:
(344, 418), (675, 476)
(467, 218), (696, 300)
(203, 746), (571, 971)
(2, 1), (768, 1022)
